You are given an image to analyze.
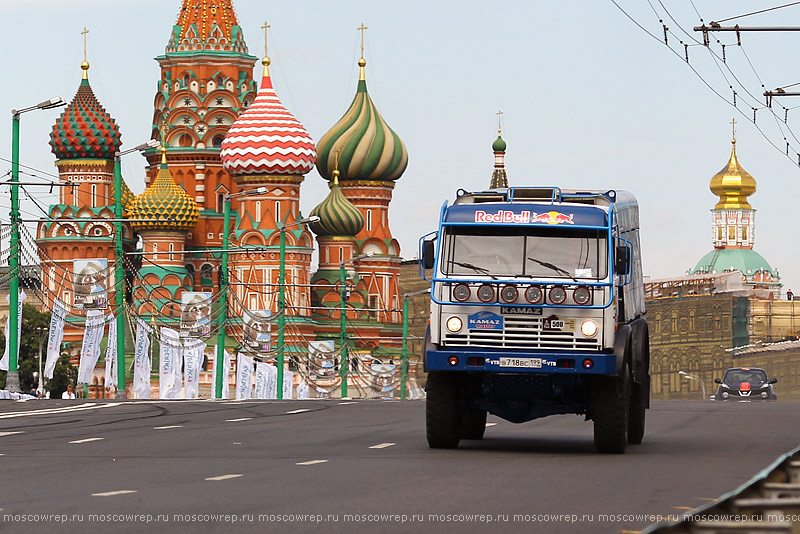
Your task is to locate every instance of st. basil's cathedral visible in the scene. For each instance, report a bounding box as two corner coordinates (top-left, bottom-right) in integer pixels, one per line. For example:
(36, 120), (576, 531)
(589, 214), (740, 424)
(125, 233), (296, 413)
(35, 0), (409, 393)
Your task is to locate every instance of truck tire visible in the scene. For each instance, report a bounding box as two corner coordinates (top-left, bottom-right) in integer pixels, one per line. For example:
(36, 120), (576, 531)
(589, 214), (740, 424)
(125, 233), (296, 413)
(593, 363), (630, 454)
(426, 372), (461, 449)
(627, 381), (646, 445)
(460, 409), (487, 440)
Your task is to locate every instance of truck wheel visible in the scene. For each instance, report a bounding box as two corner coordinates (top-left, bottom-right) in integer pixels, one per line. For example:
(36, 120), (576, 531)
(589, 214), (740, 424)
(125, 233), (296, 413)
(460, 409), (487, 440)
(593, 363), (630, 454)
(426, 372), (461, 449)
(627, 381), (646, 445)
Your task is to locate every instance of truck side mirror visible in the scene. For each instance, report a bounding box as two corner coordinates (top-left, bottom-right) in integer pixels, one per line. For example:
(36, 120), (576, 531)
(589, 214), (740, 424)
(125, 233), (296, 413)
(714, 378), (722, 384)
(770, 378), (778, 384)
(422, 240), (435, 270)
(615, 245), (630, 275)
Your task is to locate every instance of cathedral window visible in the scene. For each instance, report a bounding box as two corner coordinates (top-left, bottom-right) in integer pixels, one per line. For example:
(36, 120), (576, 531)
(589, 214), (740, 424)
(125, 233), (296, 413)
(213, 135), (223, 148)
(742, 226), (748, 241)
(275, 202), (281, 223)
(152, 243), (158, 261)
(169, 243), (175, 261)
(717, 226), (724, 241)
(728, 226), (736, 240)
(91, 184), (97, 207)
(255, 201), (262, 223)
(367, 210), (372, 231)
(339, 247), (344, 263)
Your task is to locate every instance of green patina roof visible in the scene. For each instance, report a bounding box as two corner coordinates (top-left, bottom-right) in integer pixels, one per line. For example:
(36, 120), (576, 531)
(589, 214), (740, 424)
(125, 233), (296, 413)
(691, 248), (778, 278)
(492, 134), (507, 153)
(309, 181), (364, 237)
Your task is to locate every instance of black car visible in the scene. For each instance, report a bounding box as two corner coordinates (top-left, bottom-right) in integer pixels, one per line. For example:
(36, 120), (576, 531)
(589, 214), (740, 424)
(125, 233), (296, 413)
(714, 367), (777, 401)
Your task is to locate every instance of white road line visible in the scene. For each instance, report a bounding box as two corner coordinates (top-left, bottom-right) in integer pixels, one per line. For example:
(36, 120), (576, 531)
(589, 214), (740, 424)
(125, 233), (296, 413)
(205, 474), (243, 481)
(369, 443), (396, 449)
(0, 431), (24, 437)
(153, 425), (183, 430)
(225, 418), (251, 422)
(92, 490), (137, 497)
(296, 460), (328, 466)
(485, 423), (497, 427)
(70, 437), (104, 444)
(285, 409), (311, 414)
(338, 402), (357, 405)
(0, 403), (121, 420)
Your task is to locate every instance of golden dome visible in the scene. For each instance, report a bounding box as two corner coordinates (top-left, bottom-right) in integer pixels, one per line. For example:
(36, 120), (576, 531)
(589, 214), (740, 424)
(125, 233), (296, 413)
(710, 139), (756, 210)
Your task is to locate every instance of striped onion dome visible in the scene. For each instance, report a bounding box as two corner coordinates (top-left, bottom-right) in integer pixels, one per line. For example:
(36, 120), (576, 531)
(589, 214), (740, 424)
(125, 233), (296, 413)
(309, 171), (364, 237)
(50, 63), (122, 161)
(316, 59), (408, 182)
(111, 177), (135, 210)
(220, 59), (316, 178)
(126, 152), (198, 232)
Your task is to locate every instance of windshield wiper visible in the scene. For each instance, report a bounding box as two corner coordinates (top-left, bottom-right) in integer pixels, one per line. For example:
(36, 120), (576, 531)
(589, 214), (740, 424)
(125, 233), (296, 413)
(448, 260), (497, 279)
(527, 257), (578, 282)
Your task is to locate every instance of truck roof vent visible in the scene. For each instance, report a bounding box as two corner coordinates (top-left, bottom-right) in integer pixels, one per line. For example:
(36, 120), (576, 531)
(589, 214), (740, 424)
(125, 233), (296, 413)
(508, 187), (562, 203)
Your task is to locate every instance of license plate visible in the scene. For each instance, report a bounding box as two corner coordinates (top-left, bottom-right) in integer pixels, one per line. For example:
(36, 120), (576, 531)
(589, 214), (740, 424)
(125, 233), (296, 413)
(499, 357), (542, 368)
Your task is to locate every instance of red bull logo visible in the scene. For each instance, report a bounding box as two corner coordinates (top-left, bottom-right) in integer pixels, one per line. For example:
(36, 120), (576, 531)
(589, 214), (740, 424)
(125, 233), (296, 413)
(473, 210), (574, 225)
(531, 211), (574, 225)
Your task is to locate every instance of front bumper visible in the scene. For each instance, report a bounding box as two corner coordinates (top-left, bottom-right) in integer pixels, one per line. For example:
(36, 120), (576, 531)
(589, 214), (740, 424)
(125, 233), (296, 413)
(426, 348), (616, 375)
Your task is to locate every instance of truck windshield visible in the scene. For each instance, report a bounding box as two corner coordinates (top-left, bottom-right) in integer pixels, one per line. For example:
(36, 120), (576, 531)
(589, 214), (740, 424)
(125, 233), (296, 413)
(441, 226), (608, 280)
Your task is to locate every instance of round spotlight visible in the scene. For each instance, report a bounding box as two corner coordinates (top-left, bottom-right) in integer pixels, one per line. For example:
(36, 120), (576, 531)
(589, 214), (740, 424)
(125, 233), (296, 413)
(573, 286), (591, 305)
(500, 285), (519, 303)
(580, 320), (598, 338)
(549, 286), (567, 305)
(722, 391), (729, 399)
(448, 356), (459, 367)
(525, 286), (543, 304)
(582, 358), (594, 370)
(477, 284), (495, 303)
(452, 283), (471, 302)
(761, 391), (768, 399)
(446, 316), (463, 333)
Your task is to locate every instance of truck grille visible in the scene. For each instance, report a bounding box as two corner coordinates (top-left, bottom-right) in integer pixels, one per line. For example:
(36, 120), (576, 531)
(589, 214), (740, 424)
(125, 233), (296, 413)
(443, 316), (600, 351)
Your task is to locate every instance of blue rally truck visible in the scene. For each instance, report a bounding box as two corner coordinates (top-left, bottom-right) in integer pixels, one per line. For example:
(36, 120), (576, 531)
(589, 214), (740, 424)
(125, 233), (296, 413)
(419, 187), (649, 453)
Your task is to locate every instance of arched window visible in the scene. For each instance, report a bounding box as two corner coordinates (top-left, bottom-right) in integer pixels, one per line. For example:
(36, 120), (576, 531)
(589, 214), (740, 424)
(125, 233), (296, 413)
(217, 193), (225, 213)
(212, 135), (224, 148)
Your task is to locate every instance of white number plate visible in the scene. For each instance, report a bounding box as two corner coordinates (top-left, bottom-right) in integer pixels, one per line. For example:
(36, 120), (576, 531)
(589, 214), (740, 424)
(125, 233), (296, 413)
(499, 357), (542, 369)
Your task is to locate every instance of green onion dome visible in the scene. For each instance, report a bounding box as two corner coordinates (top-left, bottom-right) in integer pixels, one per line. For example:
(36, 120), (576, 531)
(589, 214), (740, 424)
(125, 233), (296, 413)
(50, 64), (121, 161)
(315, 60), (408, 182)
(126, 153), (198, 232)
(492, 134), (507, 153)
(309, 171), (364, 236)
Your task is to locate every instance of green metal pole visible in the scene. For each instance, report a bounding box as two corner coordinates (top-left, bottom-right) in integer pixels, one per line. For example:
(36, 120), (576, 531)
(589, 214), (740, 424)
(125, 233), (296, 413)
(113, 156), (126, 398)
(340, 263), (348, 398)
(401, 295), (408, 400)
(215, 196), (231, 398)
(6, 113), (22, 393)
(277, 226), (286, 399)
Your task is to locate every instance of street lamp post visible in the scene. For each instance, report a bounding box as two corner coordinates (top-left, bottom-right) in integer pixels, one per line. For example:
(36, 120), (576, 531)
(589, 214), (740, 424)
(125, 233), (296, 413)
(276, 215), (320, 399)
(6, 97), (66, 393)
(338, 251), (374, 398)
(114, 140), (160, 399)
(678, 370), (707, 399)
(214, 187), (268, 399)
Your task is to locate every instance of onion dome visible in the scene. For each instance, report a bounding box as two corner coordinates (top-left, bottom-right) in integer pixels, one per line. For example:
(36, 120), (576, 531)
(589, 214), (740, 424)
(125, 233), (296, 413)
(710, 139), (756, 210)
(111, 178), (135, 210)
(490, 130), (508, 189)
(126, 149), (198, 232)
(167, 0), (249, 55)
(692, 248), (778, 279)
(316, 58), (408, 182)
(492, 134), (507, 153)
(220, 57), (316, 178)
(309, 170), (364, 236)
(50, 62), (121, 161)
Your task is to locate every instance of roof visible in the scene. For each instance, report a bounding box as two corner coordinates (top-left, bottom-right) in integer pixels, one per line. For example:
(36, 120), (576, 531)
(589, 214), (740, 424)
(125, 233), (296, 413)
(692, 248), (778, 278)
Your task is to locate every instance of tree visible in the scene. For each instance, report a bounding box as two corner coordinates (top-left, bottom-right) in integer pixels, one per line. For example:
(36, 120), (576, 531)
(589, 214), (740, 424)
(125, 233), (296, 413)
(0, 303), (75, 396)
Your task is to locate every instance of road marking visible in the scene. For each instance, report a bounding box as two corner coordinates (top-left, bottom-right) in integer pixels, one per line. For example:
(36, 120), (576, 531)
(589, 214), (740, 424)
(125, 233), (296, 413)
(296, 460), (328, 466)
(485, 423), (497, 427)
(205, 474), (243, 481)
(338, 402), (357, 405)
(92, 490), (137, 497)
(0, 403), (121, 420)
(70, 437), (104, 444)
(286, 409), (311, 414)
(153, 425), (183, 430)
(0, 431), (24, 437)
(369, 443), (395, 449)
(225, 418), (251, 422)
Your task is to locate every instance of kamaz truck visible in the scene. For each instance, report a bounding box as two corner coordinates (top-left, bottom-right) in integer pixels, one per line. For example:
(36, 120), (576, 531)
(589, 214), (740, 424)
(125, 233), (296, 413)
(419, 187), (649, 453)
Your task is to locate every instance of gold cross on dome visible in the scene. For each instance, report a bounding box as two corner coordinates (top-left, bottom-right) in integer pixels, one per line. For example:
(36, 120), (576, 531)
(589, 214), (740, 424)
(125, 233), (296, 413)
(497, 110), (504, 135)
(357, 23), (368, 58)
(731, 118), (737, 140)
(81, 27), (90, 62)
(261, 21), (270, 57)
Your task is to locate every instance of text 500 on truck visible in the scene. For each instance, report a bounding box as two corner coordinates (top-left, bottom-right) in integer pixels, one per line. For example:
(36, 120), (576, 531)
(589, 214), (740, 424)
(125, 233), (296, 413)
(419, 187), (649, 453)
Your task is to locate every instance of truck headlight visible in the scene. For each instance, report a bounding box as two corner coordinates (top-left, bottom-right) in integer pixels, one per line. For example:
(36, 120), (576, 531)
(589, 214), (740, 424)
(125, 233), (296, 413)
(580, 320), (598, 338)
(446, 316), (463, 333)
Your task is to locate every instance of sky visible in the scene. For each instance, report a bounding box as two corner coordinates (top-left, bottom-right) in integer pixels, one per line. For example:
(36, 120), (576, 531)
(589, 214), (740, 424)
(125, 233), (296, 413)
(1, 0), (799, 293)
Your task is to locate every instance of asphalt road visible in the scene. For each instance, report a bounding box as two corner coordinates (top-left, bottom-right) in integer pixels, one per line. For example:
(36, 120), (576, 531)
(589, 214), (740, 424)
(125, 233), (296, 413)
(0, 398), (798, 534)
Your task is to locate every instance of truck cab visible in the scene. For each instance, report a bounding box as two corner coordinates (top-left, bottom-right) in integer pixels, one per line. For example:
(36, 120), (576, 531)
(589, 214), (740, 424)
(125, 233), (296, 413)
(420, 187), (649, 453)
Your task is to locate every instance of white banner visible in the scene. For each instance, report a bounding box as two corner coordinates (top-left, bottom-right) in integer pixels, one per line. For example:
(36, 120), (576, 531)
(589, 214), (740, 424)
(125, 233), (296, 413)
(159, 328), (182, 399)
(132, 319), (152, 399)
(297, 380), (310, 399)
(77, 310), (105, 384)
(283, 369), (294, 400)
(44, 298), (66, 379)
(254, 362), (272, 399)
(236, 354), (254, 400)
(183, 340), (205, 399)
(0, 290), (27, 372)
(211, 347), (231, 399)
(104, 315), (117, 393)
